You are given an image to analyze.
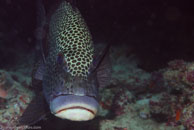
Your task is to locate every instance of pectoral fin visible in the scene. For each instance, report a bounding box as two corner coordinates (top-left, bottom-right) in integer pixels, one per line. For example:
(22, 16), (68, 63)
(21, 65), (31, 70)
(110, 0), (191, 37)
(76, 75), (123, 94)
(91, 44), (112, 88)
(32, 60), (45, 81)
(96, 50), (112, 88)
(31, 60), (45, 92)
(18, 93), (49, 126)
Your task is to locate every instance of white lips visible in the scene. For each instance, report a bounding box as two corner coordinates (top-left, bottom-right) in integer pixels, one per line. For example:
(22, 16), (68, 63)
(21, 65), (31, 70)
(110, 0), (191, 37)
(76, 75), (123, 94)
(50, 95), (98, 121)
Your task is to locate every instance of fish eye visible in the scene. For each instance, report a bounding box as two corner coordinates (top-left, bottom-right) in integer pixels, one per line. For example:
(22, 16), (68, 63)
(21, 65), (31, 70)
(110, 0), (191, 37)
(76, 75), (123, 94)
(57, 52), (64, 65)
(56, 52), (68, 72)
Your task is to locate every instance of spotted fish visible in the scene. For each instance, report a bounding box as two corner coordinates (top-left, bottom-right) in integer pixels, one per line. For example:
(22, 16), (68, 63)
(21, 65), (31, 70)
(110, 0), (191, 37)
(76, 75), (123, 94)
(19, 0), (111, 125)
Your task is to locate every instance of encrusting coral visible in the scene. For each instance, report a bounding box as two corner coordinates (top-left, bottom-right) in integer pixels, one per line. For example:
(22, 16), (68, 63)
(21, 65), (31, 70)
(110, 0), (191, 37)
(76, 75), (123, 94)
(149, 60), (194, 129)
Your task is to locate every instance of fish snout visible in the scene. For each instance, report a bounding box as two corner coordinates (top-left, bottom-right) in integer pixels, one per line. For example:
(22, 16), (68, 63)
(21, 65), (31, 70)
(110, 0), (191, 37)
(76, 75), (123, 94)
(50, 95), (98, 121)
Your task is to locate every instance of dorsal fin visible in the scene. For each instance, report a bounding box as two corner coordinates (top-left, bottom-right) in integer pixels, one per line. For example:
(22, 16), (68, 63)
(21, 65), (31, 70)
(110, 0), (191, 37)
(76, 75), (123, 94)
(36, 0), (47, 63)
(66, 0), (77, 7)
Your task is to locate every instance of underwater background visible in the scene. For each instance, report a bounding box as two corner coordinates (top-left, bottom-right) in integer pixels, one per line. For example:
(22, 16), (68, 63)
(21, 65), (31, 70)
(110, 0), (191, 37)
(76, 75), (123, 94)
(0, 0), (194, 130)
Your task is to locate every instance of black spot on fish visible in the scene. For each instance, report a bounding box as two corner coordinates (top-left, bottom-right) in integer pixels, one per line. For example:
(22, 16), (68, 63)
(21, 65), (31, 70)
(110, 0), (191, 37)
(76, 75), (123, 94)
(76, 62), (80, 65)
(67, 54), (71, 57)
(70, 56), (74, 60)
(80, 54), (83, 57)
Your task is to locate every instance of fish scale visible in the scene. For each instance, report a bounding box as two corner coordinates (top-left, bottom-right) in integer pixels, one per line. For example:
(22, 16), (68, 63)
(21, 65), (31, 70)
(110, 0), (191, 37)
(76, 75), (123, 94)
(48, 1), (94, 77)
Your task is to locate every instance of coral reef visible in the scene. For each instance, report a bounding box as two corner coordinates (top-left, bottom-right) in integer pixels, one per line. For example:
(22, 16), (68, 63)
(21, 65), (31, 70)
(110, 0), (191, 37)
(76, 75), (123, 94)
(98, 45), (185, 130)
(149, 60), (194, 129)
(0, 70), (34, 130)
(1, 45), (194, 130)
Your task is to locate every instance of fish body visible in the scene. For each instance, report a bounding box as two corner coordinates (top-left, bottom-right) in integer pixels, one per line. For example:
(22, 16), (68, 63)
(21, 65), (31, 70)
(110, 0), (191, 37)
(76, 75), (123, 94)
(43, 1), (99, 121)
(44, 1), (95, 101)
(19, 0), (111, 125)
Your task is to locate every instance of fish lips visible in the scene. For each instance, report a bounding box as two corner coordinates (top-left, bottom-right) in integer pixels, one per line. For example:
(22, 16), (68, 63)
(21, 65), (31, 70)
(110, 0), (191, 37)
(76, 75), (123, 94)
(50, 95), (99, 121)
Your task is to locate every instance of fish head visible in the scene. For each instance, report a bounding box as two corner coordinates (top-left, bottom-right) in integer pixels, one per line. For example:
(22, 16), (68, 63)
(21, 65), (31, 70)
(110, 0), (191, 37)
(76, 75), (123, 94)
(44, 53), (99, 121)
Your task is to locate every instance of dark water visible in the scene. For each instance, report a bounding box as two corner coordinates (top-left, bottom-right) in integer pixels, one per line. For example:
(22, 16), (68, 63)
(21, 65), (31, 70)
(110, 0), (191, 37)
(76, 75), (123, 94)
(0, 0), (194, 71)
(0, 0), (194, 129)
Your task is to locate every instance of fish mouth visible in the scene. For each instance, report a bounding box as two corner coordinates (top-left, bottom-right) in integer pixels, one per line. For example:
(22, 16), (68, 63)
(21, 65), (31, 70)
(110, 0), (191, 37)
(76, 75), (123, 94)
(50, 95), (98, 121)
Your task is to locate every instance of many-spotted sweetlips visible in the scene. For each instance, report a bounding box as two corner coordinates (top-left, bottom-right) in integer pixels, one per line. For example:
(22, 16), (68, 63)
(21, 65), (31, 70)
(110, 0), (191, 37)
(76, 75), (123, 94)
(19, 0), (111, 125)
